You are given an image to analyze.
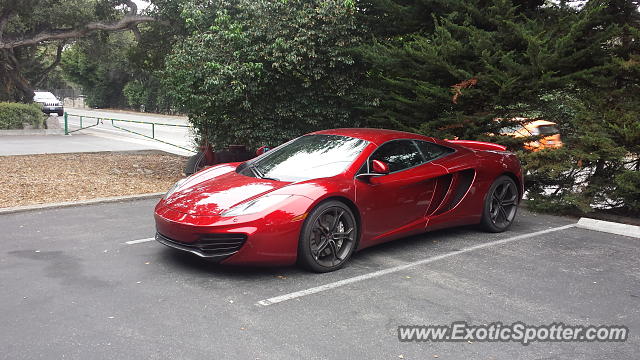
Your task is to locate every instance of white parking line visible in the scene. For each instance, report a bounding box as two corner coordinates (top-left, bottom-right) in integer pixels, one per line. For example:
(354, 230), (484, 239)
(125, 237), (156, 245)
(256, 224), (576, 306)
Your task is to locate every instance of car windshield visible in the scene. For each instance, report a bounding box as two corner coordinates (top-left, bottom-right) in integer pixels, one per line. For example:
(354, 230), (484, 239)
(537, 124), (559, 135)
(34, 92), (57, 100)
(242, 134), (369, 182)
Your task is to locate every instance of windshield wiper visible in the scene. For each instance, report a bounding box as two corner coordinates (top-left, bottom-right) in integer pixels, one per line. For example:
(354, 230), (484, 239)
(249, 163), (263, 178)
(249, 164), (279, 181)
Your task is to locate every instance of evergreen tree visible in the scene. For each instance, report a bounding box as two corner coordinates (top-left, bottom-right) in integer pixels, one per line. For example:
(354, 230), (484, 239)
(355, 0), (639, 215)
(357, 0), (610, 139)
(524, 0), (640, 215)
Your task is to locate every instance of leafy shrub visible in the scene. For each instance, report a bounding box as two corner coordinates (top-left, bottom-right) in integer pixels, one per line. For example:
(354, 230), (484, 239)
(123, 77), (173, 113)
(164, 0), (363, 148)
(0, 102), (45, 130)
(123, 80), (149, 109)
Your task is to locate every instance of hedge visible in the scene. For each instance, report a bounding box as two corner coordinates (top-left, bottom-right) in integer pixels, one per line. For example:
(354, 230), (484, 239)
(0, 102), (45, 130)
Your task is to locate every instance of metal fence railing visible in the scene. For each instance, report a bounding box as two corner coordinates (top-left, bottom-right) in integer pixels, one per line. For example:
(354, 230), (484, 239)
(63, 112), (193, 152)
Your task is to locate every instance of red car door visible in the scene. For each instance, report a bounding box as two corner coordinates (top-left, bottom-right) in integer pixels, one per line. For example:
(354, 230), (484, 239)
(354, 140), (448, 247)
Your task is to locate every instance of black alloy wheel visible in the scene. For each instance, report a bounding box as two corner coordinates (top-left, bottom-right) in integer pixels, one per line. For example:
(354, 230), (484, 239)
(481, 175), (519, 232)
(298, 200), (358, 272)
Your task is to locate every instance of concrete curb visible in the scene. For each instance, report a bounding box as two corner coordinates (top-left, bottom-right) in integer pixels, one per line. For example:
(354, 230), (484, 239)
(576, 217), (640, 239)
(0, 192), (165, 215)
(0, 129), (64, 136)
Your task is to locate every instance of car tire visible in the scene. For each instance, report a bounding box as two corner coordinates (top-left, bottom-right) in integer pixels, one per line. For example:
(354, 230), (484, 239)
(480, 175), (519, 232)
(298, 200), (358, 273)
(184, 151), (206, 176)
(57, 110), (64, 116)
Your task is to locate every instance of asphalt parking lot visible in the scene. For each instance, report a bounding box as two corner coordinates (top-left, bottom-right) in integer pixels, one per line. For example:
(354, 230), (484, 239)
(1, 198), (638, 359)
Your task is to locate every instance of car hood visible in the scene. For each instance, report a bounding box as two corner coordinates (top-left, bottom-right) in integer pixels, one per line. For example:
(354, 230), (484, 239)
(162, 164), (289, 216)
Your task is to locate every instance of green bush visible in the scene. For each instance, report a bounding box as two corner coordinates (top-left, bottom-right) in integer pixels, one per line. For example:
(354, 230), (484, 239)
(123, 80), (149, 110)
(164, 0), (363, 148)
(123, 78), (173, 113)
(0, 102), (45, 130)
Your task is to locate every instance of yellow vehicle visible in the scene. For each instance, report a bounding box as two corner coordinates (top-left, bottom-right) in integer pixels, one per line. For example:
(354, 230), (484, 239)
(500, 119), (563, 151)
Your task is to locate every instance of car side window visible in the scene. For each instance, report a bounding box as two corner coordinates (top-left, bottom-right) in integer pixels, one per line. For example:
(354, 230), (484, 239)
(370, 140), (423, 173)
(415, 140), (454, 162)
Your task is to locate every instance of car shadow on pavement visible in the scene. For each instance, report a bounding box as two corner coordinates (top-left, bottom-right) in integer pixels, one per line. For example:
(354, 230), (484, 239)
(153, 224), (481, 279)
(347, 225), (477, 266)
(156, 248), (308, 279)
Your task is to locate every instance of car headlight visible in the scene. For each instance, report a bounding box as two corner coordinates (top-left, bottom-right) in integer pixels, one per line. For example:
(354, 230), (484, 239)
(222, 194), (292, 217)
(164, 178), (188, 199)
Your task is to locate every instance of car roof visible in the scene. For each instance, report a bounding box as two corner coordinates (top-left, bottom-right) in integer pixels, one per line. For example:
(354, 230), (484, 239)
(34, 91), (56, 97)
(525, 120), (557, 127)
(311, 128), (433, 145)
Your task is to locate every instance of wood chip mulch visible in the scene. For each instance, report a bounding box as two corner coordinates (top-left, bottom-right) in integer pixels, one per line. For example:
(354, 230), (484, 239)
(0, 151), (186, 208)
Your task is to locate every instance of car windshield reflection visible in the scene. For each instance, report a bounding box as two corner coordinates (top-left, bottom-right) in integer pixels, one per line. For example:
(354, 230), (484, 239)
(241, 134), (369, 182)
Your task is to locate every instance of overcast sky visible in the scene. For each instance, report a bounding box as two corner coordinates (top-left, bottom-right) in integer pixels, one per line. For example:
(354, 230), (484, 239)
(132, 0), (151, 11)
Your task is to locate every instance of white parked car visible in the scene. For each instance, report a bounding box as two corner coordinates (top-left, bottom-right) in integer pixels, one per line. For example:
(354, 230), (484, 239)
(33, 91), (64, 116)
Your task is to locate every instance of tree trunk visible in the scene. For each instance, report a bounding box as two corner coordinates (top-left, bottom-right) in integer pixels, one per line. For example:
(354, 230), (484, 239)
(0, 49), (34, 102)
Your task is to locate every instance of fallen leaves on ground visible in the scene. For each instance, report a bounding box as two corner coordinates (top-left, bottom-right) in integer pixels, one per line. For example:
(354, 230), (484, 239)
(0, 151), (186, 208)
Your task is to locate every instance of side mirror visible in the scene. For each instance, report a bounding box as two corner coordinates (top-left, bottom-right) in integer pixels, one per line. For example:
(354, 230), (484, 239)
(355, 160), (390, 183)
(371, 160), (389, 174)
(256, 146), (271, 156)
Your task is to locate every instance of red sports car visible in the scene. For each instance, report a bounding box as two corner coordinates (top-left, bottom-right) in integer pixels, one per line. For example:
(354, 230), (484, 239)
(155, 128), (523, 272)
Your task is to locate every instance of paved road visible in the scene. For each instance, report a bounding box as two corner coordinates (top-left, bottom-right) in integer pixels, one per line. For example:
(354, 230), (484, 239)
(0, 134), (155, 156)
(0, 201), (638, 359)
(64, 108), (195, 156)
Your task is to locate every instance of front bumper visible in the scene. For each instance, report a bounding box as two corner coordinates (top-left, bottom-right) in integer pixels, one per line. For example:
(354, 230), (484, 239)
(154, 195), (314, 266)
(155, 232), (247, 262)
(42, 106), (63, 114)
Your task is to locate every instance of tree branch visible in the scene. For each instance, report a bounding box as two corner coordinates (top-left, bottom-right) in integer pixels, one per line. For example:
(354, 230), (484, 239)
(0, 14), (156, 49)
(131, 25), (142, 41)
(33, 42), (65, 87)
(122, 0), (138, 16)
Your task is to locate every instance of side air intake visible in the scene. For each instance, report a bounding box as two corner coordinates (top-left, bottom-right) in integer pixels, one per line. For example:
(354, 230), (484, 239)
(428, 169), (476, 216)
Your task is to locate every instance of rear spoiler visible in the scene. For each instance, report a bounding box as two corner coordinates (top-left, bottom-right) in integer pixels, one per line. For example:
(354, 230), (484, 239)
(445, 140), (507, 152)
